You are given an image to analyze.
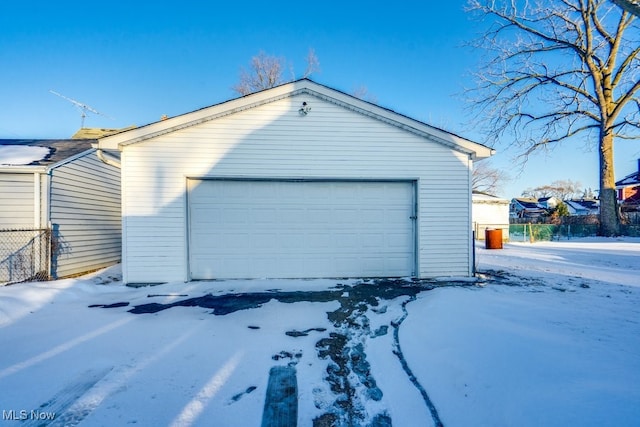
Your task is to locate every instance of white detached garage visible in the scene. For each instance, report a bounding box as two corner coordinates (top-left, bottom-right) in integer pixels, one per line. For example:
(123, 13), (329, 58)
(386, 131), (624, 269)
(98, 79), (493, 284)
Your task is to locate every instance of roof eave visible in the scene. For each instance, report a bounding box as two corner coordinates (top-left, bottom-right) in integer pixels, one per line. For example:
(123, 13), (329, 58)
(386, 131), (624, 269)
(0, 165), (48, 173)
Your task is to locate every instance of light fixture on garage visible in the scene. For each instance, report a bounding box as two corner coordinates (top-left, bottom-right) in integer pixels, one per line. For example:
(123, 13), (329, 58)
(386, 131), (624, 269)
(298, 101), (311, 116)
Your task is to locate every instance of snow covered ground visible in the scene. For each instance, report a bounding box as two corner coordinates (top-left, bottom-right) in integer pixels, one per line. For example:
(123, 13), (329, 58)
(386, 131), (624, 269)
(0, 238), (638, 426)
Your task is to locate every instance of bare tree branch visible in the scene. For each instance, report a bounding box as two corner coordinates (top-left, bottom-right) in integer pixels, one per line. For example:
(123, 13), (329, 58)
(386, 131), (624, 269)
(472, 161), (509, 194)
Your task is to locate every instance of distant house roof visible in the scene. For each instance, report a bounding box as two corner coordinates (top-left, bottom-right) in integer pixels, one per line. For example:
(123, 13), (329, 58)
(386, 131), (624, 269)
(616, 171), (640, 187)
(512, 198), (542, 209)
(566, 199), (599, 214)
(72, 126), (136, 140)
(0, 139), (95, 167)
(615, 159), (640, 187)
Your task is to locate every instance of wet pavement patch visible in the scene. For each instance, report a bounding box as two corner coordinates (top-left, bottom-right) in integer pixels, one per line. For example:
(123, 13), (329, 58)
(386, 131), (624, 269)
(128, 289), (341, 315)
(125, 279), (432, 317)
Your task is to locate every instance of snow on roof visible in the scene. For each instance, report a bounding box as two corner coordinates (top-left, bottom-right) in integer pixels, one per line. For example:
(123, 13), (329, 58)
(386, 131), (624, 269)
(616, 172), (640, 187)
(0, 145), (51, 166)
(0, 139), (95, 167)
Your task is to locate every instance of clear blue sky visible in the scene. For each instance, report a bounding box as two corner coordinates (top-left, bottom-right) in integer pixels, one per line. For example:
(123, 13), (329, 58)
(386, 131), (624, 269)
(1, 1), (638, 198)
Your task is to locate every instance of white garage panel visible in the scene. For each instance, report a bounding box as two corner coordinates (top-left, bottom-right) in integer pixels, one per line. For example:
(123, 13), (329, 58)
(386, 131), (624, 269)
(188, 179), (415, 279)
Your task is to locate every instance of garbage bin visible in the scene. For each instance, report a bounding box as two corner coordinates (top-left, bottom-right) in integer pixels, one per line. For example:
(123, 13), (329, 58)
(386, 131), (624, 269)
(485, 228), (503, 249)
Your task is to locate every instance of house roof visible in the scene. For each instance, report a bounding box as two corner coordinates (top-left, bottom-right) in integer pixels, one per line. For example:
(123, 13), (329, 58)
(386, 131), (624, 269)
(564, 199), (600, 212)
(0, 139), (95, 167)
(616, 159), (640, 187)
(538, 197), (558, 203)
(616, 171), (640, 187)
(71, 126), (137, 139)
(98, 79), (494, 159)
(566, 199), (599, 210)
(512, 198), (542, 209)
(472, 192), (509, 204)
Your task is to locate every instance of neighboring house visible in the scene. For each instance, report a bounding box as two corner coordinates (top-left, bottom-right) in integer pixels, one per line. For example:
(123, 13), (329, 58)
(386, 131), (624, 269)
(98, 79), (493, 284)
(616, 159), (640, 212)
(0, 139), (121, 282)
(538, 196), (561, 210)
(510, 198), (546, 219)
(472, 192), (510, 241)
(565, 199), (600, 216)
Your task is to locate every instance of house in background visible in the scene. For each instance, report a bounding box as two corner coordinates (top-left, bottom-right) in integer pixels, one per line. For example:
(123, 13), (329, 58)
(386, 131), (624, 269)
(472, 192), (510, 241)
(0, 138), (121, 283)
(538, 196), (561, 210)
(510, 198), (547, 219)
(565, 199), (600, 216)
(98, 79), (493, 284)
(616, 159), (640, 212)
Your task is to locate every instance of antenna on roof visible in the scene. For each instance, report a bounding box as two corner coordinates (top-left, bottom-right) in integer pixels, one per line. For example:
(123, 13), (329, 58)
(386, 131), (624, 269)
(50, 90), (112, 128)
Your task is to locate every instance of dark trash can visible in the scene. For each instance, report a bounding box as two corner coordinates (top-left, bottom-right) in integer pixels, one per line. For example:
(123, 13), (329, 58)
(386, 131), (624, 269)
(485, 229), (503, 249)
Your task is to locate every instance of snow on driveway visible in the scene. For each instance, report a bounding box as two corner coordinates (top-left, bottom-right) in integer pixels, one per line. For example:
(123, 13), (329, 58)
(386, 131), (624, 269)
(0, 237), (638, 426)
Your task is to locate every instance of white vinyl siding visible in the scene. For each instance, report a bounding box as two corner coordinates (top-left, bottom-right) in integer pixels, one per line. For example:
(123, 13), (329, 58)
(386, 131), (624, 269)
(49, 151), (121, 278)
(121, 94), (472, 283)
(0, 173), (36, 228)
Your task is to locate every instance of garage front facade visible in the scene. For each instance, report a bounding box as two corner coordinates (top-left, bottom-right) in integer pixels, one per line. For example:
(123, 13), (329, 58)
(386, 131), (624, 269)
(98, 79), (492, 284)
(188, 178), (416, 279)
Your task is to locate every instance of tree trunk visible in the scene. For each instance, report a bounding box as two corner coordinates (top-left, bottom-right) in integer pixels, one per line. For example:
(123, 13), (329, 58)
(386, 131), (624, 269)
(599, 129), (621, 236)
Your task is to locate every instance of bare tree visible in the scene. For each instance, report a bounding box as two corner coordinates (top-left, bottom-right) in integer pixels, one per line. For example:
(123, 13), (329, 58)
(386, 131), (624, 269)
(472, 161), (509, 195)
(233, 49), (320, 96)
(303, 48), (321, 78)
(612, 0), (640, 17)
(351, 85), (378, 103)
(521, 180), (584, 200)
(232, 51), (285, 96)
(467, 0), (640, 236)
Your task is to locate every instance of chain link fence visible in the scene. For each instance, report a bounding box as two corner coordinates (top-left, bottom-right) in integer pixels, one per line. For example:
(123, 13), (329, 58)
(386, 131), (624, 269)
(0, 228), (51, 285)
(509, 215), (640, 242)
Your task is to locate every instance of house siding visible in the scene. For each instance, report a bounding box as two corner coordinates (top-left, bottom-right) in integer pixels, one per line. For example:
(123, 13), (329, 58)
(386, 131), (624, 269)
(121, 94), (472, 282)
(0, 173), (36, 228)
(49, 151), (121, 278)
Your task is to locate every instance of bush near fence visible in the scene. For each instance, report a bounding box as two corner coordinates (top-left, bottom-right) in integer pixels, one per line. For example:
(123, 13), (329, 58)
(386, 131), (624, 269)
(509, 214), (640, 241)
(0, 228), (50, 285)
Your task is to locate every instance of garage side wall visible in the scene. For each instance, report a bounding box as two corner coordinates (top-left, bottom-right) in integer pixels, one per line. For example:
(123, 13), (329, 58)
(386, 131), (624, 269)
(121, 94), (472, 282)
(49, 150), (121, 278)
(0, 173), (36, 228)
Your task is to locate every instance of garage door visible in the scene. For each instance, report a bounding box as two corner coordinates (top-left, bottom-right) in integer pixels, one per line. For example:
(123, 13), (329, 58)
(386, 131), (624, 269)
(187, 179), (415, 279)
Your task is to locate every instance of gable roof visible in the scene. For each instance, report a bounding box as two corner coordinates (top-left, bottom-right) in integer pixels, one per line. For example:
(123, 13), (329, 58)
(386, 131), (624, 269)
(565, 199), (599, 214)
(512, 198), (543, 209)
(98, 79), (494, 159)
(0, 139), (95, 167)
(616, 159), (640, 187)
(616, 171), (640, 187)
